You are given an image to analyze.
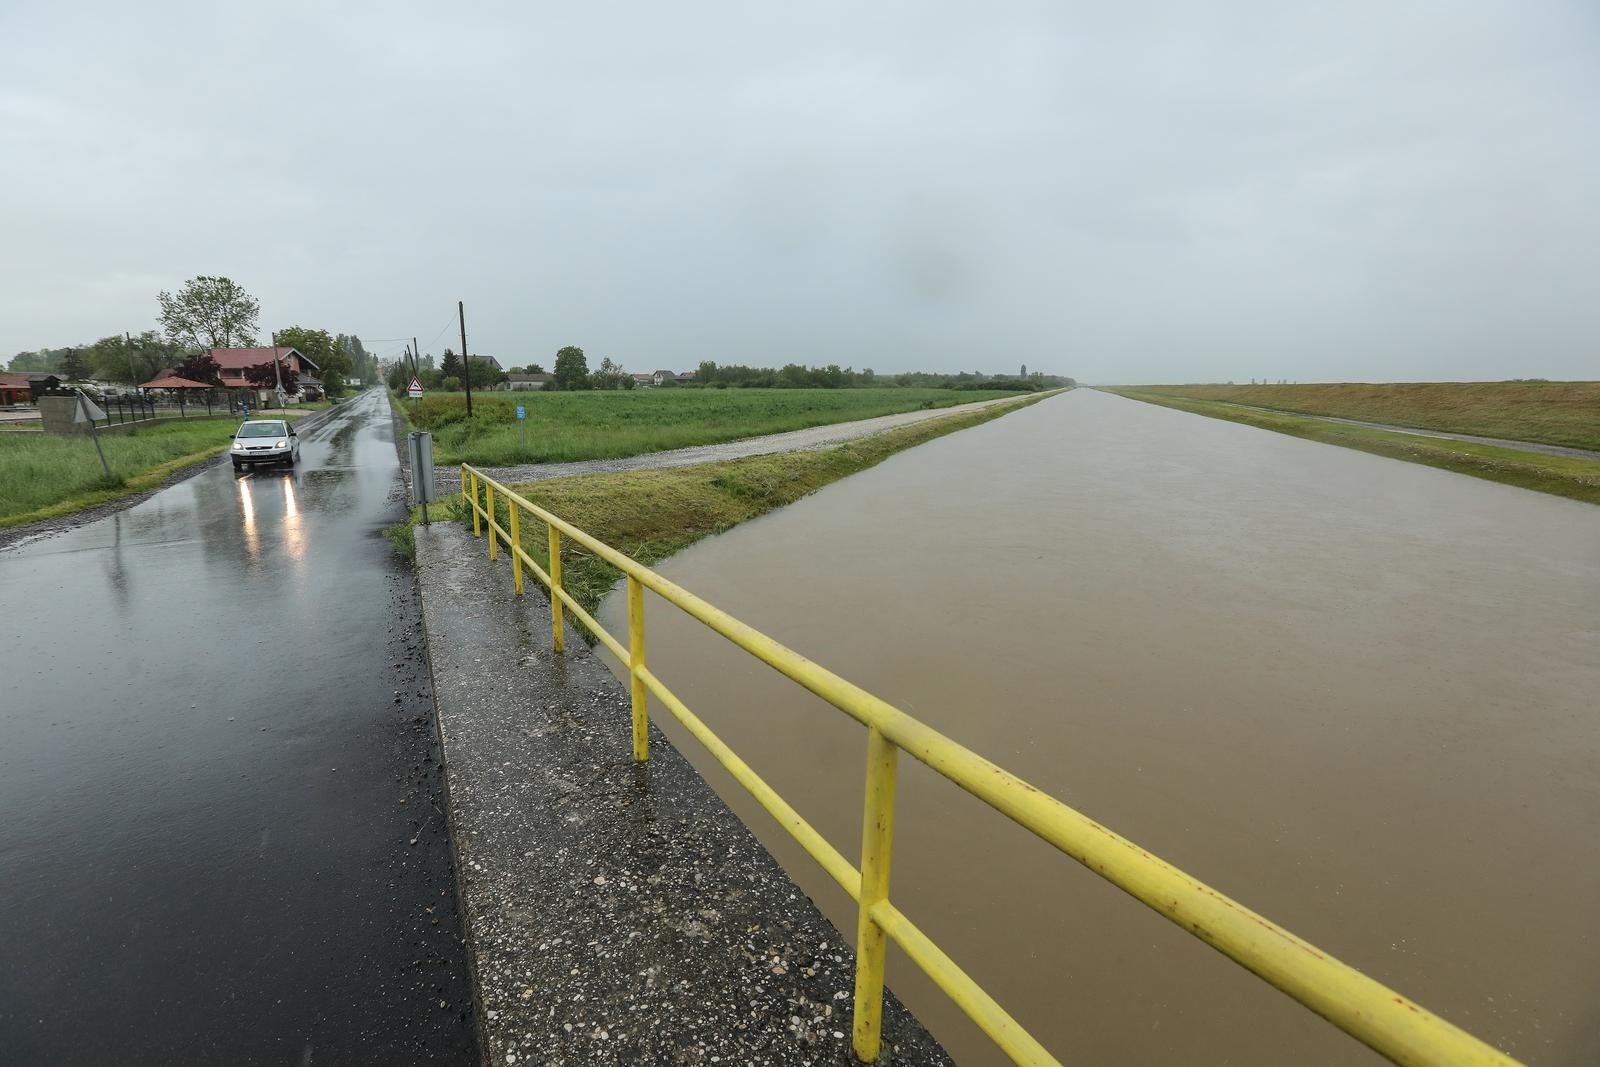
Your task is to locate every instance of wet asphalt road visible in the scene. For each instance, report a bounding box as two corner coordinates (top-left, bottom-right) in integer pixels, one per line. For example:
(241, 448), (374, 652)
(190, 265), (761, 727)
(0, 391), (477, 1064)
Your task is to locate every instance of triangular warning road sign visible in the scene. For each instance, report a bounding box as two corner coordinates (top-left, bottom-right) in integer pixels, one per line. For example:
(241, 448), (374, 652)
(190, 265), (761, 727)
(407, 376), (424, 397)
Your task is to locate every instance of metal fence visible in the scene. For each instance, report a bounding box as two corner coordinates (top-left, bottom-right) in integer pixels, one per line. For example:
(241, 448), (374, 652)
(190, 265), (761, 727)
(459, 463), (1520, 1067)
(88, 393), (223, 425)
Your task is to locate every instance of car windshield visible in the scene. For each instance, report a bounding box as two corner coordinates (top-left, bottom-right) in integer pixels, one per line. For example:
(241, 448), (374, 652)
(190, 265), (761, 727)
(237, 422), (286, 438)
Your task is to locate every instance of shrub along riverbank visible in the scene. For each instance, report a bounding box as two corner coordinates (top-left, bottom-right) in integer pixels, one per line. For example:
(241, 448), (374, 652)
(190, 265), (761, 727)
(443, 391), (1053, 625)
(399, 387), (1027, 467)
(1106, 390), (1600, 505)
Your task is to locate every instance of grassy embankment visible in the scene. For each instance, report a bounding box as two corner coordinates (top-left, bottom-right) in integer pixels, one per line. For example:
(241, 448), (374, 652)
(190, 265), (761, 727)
(401, 387), (1026, 466)
(432, 391), (1053, 620)
(1113, 381), (1599, 450)
(0, 406), (330, 528)
(1106, 384), (1600, 505)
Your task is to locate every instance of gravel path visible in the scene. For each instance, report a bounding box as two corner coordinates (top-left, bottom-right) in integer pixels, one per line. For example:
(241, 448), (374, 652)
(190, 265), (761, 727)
(435, 392), (1037, 493)
(1305, 413), (1600, 461)
(1189, 398), (1600, 461)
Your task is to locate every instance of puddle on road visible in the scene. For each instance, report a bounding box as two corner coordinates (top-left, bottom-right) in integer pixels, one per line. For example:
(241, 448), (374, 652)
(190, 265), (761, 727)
(599, 389), (1600, 1065)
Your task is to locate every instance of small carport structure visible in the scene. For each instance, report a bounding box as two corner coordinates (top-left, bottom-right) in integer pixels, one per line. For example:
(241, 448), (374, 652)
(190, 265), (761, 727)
(137, 374), (219, 417)
(138, 374), (214, 393)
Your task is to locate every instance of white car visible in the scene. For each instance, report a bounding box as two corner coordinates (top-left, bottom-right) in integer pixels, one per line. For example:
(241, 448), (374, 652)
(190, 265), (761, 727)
(231, 419), (300, 471)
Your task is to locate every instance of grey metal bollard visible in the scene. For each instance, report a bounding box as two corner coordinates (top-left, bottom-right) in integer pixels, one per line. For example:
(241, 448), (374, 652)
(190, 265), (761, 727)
(408, 431), (437, 524)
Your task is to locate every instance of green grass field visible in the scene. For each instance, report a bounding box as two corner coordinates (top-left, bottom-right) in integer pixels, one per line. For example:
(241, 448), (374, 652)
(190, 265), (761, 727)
(1111, 381), (1599, 450)
(1107, 390), (1600, 505)
(0, 407), (329, 527)
(401, 388), (1025, 466)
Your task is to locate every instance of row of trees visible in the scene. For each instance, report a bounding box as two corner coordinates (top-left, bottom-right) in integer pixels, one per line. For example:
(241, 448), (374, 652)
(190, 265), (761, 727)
(690, 361), (1071, 390)
(385, 348), (509, 394)
(384, 345), (1072, 396)
(385, 345), (605, 393)
(7, 276), (377, 397)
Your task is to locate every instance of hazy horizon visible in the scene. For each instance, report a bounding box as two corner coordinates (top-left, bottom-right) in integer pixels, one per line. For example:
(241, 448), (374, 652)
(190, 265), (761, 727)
(4, 2), (1597, 384)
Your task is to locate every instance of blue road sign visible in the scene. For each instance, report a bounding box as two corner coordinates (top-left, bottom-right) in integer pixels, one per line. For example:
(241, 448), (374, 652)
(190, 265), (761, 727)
(515, 406), (526, 420)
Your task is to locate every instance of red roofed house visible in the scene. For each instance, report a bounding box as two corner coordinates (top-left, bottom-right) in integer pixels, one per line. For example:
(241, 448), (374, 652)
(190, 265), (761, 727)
(0, 372), (61, 404)
(207, 347), (322, 398)
(0, 372), (35, 405)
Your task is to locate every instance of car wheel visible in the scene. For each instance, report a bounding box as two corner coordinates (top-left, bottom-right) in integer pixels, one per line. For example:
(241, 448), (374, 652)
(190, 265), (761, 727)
(233, 460), (243, 472)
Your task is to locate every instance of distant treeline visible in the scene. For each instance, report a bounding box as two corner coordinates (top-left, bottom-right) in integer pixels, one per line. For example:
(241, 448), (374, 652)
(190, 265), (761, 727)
(688, 361), (1072, 391)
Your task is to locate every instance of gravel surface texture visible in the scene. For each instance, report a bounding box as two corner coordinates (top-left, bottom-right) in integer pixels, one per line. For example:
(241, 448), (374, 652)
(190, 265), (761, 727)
(414, 519), (952, 1066)
(432, 393), (1033, 494)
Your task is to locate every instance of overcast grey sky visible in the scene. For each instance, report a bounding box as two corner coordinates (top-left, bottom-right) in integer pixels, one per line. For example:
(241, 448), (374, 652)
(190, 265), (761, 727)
(3, 1), (1596, 382)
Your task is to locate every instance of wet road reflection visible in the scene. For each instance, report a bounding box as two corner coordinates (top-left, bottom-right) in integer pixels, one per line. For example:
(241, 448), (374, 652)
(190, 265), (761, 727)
(0, 391), (475, 1064)
(599, 388), (1600, 1066)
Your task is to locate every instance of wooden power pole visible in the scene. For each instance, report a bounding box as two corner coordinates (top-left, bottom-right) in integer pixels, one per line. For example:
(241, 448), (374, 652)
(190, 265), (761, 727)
(459, 301), (472, 416)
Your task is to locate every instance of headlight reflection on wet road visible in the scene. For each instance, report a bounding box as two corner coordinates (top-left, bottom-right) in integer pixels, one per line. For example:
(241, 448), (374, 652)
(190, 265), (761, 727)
(282, 477), (305, 561)
(237, 476), (259, 560)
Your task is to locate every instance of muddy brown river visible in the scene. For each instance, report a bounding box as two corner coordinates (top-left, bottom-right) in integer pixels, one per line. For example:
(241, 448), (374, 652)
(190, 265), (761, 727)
(597, 388), (1599, 1065)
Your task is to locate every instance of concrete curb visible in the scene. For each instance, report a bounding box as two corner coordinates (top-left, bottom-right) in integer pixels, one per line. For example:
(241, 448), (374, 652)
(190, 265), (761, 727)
(412, 519), (952, 1066)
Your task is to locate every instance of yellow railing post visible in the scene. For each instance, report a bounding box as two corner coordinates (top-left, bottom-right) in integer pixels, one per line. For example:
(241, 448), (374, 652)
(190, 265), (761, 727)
(469, 469), (481, 537)
(508, 501), (523, 595)
(627, 576), (649, 761)
(486, 483), (497, 561)
(548, 525), (566, 654)
(852, 727), (899, 1062)
(445, 468), (1524, 1067)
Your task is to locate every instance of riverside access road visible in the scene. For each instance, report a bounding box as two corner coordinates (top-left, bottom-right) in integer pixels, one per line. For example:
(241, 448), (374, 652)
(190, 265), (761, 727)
(430, 390), (1038, 494)
(0, 390), (477, 1064)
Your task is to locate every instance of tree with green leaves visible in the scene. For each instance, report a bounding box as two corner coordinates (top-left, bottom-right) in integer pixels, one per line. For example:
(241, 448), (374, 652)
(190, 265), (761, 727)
(8, 348), (68, 373)
(439, 349), (462, 381)
(85, 331), (187, 384)
(467, 357), (505, 388)
(553, 346), (588, 390)
(335, 334), (371, 385)
(157, 275), (260, 350)
(275, 326), (348, 396)
(591, 357), (631, 390)
(60, 349), (88, 381)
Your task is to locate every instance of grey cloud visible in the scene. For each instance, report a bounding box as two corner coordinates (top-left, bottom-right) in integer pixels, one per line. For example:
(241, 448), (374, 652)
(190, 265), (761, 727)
(2, 0), (1596, 382)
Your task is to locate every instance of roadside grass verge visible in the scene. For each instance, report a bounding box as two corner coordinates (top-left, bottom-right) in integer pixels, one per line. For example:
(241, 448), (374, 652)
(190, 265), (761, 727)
(1110, 381), (1600, 450)
(405, 387), (1028, 467)
(457, 392), (1052, 629)
(1107, 391), (1600, 505)
(385, 511), (419, 560)
(0, 406), (331, 528)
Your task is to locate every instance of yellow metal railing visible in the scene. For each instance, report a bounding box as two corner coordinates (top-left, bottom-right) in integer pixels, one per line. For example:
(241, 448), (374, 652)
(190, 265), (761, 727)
(459, 463), (1521, 1067)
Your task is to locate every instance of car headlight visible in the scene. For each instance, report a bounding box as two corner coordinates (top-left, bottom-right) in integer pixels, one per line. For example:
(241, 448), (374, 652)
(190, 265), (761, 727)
(274, 439), (287, 448)
(233, 441), (247, 450)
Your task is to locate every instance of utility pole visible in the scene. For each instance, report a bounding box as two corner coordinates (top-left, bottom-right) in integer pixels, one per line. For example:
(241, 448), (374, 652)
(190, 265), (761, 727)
(459, 301), (472, 416)
(413, 337), (421, 379)
(270, 329), (284, 411)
